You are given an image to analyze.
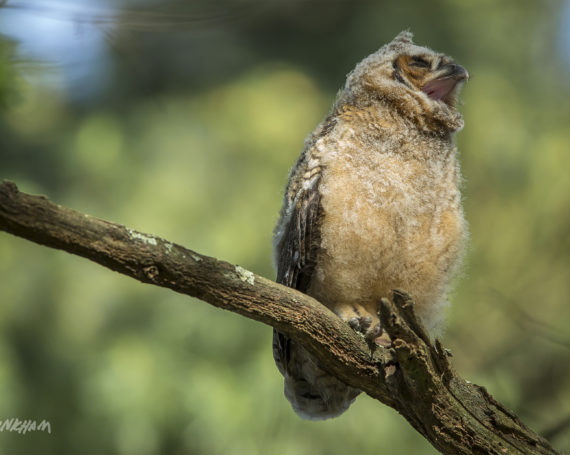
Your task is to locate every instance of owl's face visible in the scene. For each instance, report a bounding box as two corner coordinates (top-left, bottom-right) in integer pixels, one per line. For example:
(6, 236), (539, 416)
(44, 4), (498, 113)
(393, 53), (468, 107)
(341, 31), (468, 133)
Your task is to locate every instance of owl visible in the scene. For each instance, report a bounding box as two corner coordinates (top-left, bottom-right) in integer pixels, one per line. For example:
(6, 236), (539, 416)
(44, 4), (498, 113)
(272, 31), (469, 420)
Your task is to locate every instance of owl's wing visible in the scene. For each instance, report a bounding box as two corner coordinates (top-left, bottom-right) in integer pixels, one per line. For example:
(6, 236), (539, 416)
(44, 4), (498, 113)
(272, 173), (322, 376)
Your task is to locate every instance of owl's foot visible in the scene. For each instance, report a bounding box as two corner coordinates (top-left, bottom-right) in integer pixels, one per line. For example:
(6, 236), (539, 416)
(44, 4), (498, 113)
(336, 304), (391, 347)
(347, 315), (371, 333)
(347, 315), (383, 345)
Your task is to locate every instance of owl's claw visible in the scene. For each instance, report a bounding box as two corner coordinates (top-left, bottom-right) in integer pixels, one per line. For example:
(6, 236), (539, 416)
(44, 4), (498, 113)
(365, 323), (381, 342)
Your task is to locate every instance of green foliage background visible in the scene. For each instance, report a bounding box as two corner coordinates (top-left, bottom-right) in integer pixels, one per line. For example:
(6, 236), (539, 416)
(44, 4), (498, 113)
(1, 1), (569, 454)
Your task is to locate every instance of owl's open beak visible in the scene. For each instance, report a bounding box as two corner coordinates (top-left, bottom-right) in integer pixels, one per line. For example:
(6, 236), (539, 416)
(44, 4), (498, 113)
(446, 63), (469, 81)
(422, 64), (468, 107)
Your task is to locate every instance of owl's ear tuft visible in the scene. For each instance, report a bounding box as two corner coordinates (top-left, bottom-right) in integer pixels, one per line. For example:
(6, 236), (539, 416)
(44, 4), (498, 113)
(389, 31), (414, 49)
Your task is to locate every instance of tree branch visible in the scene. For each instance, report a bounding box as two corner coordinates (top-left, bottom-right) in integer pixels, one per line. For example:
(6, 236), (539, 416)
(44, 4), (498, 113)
(0, 180), (560, 455)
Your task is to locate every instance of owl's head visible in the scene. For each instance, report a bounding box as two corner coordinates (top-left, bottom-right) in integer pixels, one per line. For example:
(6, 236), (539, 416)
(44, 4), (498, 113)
(339, 31), (468, 134)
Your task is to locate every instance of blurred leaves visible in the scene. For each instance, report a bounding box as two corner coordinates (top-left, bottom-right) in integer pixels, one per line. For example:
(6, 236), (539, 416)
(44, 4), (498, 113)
(1, 0), (570, 454)
(0, 41), (17, 109)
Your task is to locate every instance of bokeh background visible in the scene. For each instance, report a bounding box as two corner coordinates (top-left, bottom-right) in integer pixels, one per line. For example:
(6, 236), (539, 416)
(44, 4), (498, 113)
(1, 1), (569, 454)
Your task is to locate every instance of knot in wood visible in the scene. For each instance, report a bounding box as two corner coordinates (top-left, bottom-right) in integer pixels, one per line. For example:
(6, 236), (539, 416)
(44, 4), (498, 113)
(143, 265), (159, 280)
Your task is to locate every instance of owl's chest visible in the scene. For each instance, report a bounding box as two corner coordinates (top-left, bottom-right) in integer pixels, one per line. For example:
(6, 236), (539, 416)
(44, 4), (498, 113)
(315, 144), (464, 285)
(318, 148), (459, 235)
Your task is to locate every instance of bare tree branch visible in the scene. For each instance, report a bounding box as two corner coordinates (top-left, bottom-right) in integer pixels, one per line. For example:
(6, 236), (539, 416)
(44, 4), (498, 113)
(0, 180), (560, 455)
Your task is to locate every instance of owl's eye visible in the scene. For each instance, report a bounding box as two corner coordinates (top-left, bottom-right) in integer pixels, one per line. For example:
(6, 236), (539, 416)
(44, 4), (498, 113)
(409, 57), (430, 68)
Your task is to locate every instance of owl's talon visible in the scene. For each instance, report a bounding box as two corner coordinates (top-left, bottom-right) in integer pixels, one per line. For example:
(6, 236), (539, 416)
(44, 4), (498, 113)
(366, 323), (382, 342)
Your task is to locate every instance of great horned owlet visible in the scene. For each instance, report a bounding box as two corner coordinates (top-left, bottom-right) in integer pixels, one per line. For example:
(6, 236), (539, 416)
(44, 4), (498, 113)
(272, 31), (469, 420)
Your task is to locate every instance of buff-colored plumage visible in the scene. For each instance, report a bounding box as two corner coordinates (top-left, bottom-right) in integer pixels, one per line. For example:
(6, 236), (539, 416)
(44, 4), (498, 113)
(273, 31), (468, 420)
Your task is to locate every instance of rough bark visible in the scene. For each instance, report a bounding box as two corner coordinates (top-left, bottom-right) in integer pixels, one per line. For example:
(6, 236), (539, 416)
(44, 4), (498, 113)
(0, 180), (560, 455)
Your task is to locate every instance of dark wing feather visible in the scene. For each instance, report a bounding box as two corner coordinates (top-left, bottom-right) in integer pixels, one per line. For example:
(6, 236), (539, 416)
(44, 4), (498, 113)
(272, 184), (322, 375)
(276, 188), (321, 290)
